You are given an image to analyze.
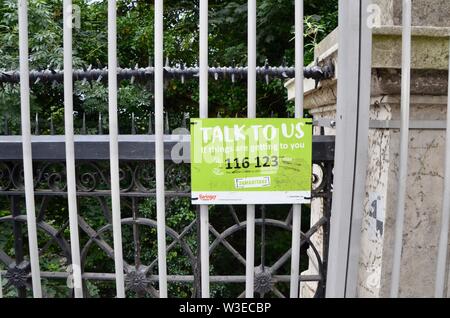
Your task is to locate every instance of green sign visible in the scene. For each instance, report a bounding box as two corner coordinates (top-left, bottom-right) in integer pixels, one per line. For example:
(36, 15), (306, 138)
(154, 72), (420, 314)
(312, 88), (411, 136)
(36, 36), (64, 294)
(190, 118), (312, 205)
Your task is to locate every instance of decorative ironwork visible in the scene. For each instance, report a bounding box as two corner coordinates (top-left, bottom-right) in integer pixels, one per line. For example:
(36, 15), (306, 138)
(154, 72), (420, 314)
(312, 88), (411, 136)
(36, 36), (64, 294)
(0, 161), (191, 195)
(254, 266), (273, 295)
(124, 267), (152, 294)
(0, 138), (334, 298)
(5, 262), (30, 289)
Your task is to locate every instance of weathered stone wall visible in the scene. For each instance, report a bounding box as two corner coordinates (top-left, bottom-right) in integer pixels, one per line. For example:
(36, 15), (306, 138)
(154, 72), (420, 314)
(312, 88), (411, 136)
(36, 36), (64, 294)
(393, 0), (450, 27)
(373, 0), (395, 25)
(378, 97), (449, 297)
(286, 0), (450, 298)
(358, 100), (392, 298)
(373, 0), (450, 27)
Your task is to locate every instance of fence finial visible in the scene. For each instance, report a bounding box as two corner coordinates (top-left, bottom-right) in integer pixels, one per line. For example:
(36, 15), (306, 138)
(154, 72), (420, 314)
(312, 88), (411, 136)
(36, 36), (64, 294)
(50, 115), (54, 135)
(82, 112), (86, 135)
(131, 112), (136, 135)
(164, 112), (170, 134)
(148, 112), (153, 135)
(3, 116), (8, 135)
(35, 113), (39, 135)
(98, 113), (103, 135)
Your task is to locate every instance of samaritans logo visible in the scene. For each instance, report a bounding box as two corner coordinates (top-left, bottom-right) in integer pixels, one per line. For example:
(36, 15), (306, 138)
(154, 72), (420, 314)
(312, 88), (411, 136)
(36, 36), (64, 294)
(190, 118), (312, 205)
(235, 176), (271, 189)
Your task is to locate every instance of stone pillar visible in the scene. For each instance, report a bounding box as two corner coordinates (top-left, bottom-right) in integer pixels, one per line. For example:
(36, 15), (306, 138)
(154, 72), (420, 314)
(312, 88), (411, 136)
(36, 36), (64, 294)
(286, 0), (450, 298)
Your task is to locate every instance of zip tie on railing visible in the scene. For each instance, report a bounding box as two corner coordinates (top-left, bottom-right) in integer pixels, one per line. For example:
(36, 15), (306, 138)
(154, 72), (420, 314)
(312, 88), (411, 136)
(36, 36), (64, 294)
(0, 63), (335, 86)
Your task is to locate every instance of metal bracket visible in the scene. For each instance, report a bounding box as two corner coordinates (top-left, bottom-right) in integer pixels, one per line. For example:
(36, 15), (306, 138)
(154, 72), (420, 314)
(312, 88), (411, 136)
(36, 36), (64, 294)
(313, 118), (337, 128)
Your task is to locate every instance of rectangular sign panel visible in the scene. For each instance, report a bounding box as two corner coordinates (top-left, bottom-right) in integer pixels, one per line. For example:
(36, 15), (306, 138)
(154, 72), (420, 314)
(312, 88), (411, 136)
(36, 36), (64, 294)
(190, 118), (312, 205)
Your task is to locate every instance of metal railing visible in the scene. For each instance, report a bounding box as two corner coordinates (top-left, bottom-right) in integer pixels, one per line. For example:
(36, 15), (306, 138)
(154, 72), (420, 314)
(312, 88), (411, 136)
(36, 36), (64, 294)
(8, 0), (450, 300)
(0, 0), (324, 299)
(0, 133), (335, 298)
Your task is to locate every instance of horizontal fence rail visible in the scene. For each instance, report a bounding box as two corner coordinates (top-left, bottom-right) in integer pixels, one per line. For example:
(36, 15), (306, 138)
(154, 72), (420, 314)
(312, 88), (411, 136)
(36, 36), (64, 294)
(0, 65), (335, 84)
(0, 135), (334, 162)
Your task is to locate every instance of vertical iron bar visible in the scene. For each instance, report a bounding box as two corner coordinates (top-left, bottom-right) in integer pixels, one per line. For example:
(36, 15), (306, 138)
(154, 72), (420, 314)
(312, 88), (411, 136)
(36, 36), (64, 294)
(321, 162), (334, 297)
(17, 0), (42, 298)
(131, 197), (144, 298)
(107, 0), (126, 298)
(434, 36), (450, 298)
(344, 0), (373, 297)
(132, 198), (141, 269)
(245, 0), (257, 299)
(63, 0), (83, 298)
(11, 196), (26, 298)
(390, 0), (412, 298)
(199, 0), (210, 299)
(195, 207), (203, 298)
(12, 197), (24, 265)
(155, 0), (168, 298)
(260, 206), (266, 271)
(290, 0), (304, 299)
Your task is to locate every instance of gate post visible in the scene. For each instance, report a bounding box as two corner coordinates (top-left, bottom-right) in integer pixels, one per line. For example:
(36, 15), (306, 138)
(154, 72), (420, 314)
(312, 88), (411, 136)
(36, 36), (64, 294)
(325, 0), (373, 298)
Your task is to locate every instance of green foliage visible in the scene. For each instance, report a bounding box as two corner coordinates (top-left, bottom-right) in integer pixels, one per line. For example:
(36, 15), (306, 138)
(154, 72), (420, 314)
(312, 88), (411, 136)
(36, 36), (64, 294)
(0, 0), (338, 128)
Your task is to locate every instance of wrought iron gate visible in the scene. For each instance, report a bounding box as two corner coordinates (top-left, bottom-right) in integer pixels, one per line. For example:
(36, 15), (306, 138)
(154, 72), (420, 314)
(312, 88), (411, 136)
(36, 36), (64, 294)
(0, 133), (334, 298)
